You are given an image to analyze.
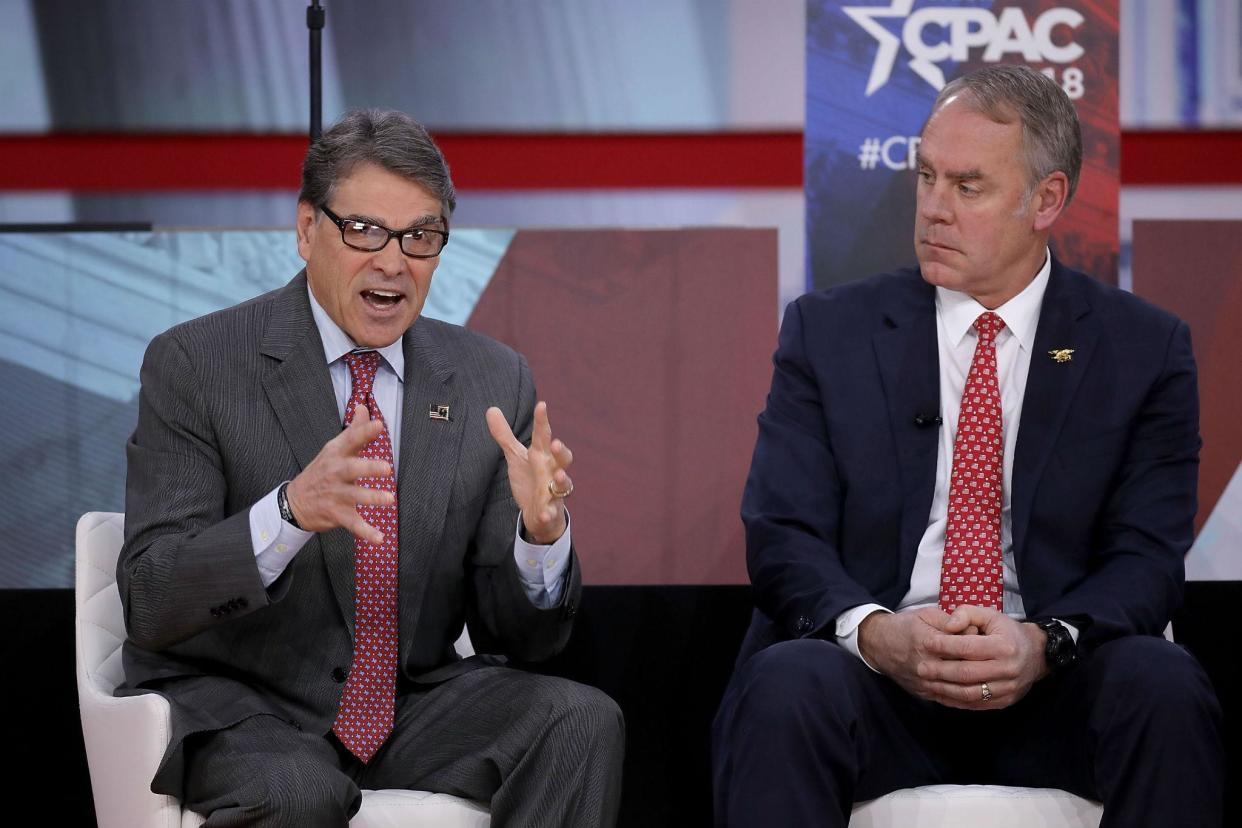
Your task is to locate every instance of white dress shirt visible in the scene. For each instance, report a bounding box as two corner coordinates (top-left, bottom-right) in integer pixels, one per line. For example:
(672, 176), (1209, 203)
(247, 286), (570, 608)
(836, 252), (1076, 667)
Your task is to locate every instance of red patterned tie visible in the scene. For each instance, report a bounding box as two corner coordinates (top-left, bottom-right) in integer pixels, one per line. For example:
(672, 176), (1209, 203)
(939, 311), (1006, 613)
(332, 350), (399, 763)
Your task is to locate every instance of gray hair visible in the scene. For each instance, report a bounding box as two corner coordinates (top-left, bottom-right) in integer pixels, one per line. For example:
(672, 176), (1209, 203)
(928, 65), (1082, 205)
(299, 109), (457, 217)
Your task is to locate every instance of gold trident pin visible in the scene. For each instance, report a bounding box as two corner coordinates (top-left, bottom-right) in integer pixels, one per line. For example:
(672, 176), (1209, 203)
(429, 404), (451, 421)
(1048, 348), (1075, 364)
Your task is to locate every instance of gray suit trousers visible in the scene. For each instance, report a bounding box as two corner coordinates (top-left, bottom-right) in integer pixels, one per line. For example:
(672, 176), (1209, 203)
(181, 666), (624, 828)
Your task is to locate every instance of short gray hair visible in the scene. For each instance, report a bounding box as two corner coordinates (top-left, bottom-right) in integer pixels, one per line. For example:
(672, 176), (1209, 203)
(928, 65), (1082, 205)
(299, 109), (457, 217)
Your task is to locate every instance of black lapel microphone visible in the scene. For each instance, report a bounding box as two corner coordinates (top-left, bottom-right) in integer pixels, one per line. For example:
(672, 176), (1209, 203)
(913, 412), (943, 428)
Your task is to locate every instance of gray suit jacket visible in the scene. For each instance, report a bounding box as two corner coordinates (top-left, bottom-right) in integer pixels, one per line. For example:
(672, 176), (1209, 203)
(117, 273), (580, 790)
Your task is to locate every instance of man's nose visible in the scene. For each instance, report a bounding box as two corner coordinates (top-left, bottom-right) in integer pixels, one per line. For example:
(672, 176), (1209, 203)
(370, 236), (408, 276)
(918, 185), (952, 224)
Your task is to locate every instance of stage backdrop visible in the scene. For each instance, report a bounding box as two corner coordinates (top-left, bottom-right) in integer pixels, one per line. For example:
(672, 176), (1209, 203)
(0, 228), (775, 588)
(1131, 220), (1242, 582)
(806, 0), (1119, 290)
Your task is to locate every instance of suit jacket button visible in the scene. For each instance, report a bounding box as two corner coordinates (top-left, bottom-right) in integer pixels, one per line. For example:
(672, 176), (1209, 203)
(565, 601), (577, 619)
(237, 597), (249, 609)
(795, 615), (813, 634)
(210, 607), (221, 618)
(331, 667), (348, 683)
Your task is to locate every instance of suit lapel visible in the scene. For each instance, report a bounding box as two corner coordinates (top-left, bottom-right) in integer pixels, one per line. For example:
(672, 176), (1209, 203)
(1011, 260), (1097, 566)
(873, 275), (941, 586)
(395, 319), (465, 664)
(259, 273), (358, 632)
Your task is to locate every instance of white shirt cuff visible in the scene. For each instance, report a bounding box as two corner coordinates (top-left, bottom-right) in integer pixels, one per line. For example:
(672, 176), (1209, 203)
(835, 603), (891, 674)
(250, 485), (314, 587)
(1052, 618), (1080, 645)
(513, 511), (572, 609)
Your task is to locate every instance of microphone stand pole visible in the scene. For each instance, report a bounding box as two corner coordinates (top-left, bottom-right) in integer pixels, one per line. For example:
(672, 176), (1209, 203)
(308, 0), (325, 142)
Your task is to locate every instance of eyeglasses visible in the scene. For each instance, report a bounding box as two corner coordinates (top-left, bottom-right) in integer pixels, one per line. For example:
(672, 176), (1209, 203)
(318, 204), (449, 259)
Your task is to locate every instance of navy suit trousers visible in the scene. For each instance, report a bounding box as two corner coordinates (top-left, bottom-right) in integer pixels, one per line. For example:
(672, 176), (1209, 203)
(712, 636), (1223, 828)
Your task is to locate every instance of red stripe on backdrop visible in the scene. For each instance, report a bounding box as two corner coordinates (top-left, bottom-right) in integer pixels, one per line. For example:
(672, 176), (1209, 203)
(0, 132), (803, 191)
(0, 131), (1239, 191)
(1, 134), (312, 191)
(1120, 131), (1242, 185)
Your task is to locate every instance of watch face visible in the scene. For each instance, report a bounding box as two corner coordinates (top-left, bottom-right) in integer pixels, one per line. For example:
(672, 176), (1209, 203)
(1043, 623), (1077, 671)
(1054, 645), (1077, 669)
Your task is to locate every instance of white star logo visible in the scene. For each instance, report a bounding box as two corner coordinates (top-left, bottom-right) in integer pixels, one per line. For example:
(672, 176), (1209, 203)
(843, 0), (932, 96)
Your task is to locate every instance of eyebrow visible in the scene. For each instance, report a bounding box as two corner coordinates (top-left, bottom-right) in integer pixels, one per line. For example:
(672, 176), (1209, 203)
(343, 212), (445, 230)
(914, 152), (985, 183)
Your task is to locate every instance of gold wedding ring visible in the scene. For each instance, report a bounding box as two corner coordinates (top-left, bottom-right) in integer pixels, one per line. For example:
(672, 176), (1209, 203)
(981, 682), (993, 702)
(548, 479), (574, 499)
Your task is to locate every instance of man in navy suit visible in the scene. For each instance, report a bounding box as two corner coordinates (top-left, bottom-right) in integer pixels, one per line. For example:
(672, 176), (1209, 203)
(712, 66), (1223, 827)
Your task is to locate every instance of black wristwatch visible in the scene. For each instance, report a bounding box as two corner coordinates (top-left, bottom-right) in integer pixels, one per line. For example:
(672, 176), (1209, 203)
(277, 481), (302, 530)
(1036, 619), (1078, 674)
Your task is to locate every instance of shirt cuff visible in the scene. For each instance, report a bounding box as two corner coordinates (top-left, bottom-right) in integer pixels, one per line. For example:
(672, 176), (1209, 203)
(1052, 618), (1080, 645)
(835, 603), (891, 674)
(513, 511), (572, 609)
(250, 485), (314, 588)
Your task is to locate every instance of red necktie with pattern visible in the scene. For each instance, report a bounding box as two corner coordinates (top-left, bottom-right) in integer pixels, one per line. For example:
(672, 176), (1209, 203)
(332, 350), (399, 763)
(939, 311), (1006, 613)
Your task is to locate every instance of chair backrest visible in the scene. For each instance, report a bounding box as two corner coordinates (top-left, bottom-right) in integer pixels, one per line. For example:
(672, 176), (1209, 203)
(75, 512), (128, 696)
(75, 512), (188, 828)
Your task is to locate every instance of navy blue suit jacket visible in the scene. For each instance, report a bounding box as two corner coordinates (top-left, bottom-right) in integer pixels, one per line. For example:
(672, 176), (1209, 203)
(737, 258), (1199, 665)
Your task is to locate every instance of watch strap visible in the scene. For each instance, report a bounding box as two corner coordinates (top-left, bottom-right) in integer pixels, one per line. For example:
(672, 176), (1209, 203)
(277, 480), (302, 530)
(1036, 618), (1078, 673)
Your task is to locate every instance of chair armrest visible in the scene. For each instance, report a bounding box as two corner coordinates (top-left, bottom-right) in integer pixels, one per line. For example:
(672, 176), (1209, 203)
(78, 686), (182, 828)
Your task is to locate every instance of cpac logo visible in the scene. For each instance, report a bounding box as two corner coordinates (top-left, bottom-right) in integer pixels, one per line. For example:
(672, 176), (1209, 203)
(844, 1), (1085, 95)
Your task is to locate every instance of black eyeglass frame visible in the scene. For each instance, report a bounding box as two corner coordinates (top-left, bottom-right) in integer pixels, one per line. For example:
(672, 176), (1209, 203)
(318, 204), (450, 259)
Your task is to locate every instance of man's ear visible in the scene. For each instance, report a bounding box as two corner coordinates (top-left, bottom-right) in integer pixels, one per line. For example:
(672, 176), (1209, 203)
(1031, 171), (1069, 232)
(295, 200), (317, 263)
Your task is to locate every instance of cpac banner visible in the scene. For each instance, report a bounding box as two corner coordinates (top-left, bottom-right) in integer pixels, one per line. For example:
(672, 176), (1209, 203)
(806, 0), (1119, 290)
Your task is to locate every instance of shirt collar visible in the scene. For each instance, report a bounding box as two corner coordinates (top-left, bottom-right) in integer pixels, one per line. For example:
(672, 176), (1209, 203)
(934, 248), (1051, 352)
(306, 285), (405, 380)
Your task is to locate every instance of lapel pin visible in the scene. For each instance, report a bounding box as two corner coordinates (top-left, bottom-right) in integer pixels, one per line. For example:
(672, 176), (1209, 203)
(1048, 348), (1075, 364)
(429, 404), (451, 421)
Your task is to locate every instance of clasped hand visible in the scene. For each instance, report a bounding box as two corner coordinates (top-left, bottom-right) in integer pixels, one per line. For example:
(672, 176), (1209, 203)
(858, 605), (1048, 709)
(286, 401), (573, 547)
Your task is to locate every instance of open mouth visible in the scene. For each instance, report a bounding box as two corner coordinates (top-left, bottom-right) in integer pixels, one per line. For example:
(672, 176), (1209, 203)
(361, 289), (405, 310)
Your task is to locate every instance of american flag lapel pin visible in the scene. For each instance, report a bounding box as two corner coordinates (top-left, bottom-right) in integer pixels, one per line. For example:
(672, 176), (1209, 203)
(429, 404), (451, 421)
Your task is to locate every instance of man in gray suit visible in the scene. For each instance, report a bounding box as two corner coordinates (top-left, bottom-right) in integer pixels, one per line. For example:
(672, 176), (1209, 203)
(118, 109), (624, 827)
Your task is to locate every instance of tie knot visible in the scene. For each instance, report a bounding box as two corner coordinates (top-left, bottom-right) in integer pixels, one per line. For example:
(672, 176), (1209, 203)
(343, 350), (382, 396)
(974, 311), (1005, 344)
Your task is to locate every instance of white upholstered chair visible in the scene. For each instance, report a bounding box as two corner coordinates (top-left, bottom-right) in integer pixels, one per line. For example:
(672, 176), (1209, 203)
(75, 511), (491, 828)
(851, 784), (1102, 827)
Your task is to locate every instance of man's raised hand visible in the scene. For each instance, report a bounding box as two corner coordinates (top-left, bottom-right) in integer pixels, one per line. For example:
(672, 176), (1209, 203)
(286, 404), (395, 545)
(485, 401), (573, 545)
